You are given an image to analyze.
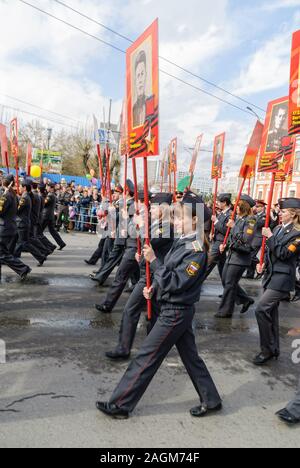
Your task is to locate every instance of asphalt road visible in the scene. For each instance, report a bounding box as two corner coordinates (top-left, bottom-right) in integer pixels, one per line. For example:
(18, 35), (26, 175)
(0, 232), (299, 448)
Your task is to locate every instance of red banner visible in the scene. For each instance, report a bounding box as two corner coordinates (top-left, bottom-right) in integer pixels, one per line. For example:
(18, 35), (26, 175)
(211, 133), (225, 179)
(0, 124), (8, 166)
(239, 121), (264, 178)
(189, 134), (203, 175)
(127, 19), (159, 158)
(26, 143), (32, 176)
(258, 96), (289, 172)
(10, 118), (19, 161)
(168, 138), (177, 174)
(289, 30), (300, 136)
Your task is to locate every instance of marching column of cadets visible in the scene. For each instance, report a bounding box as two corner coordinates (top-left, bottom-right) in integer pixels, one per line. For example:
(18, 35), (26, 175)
(1, 171), (300, 425)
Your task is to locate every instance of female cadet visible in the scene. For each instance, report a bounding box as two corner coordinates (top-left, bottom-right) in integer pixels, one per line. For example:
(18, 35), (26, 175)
(254, 198), (300, 366)
(96, 191), (222, 419)
(215, 194), (256, 319)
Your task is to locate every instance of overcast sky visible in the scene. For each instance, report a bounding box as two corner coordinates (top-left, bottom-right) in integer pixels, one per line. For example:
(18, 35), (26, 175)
(0, 0), (299, 175)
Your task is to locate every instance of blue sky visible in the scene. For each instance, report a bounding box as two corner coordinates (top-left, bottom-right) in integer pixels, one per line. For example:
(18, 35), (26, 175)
(0, 0), (300, 173)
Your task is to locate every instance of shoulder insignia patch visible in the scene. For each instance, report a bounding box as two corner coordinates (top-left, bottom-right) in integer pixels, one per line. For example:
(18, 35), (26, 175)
(192, 241), (203, 252)
(288, 244), (297, 253)
(186, 262), (200, 277)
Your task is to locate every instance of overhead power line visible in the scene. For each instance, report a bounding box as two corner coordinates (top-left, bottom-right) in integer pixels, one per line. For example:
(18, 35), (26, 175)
(0, 93), (83, 125)
(18, 0), (264, 119)
(52, 0), (266, 113)
(0, 102), (79, 130)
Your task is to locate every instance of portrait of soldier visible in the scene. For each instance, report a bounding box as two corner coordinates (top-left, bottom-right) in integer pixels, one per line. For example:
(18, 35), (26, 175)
(132, 49), (149, 128)
(266, 103), (288, 153)
(213, 137), (223, 174)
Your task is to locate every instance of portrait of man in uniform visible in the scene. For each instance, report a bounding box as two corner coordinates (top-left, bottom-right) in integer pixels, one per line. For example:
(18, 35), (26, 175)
(266, 102), (288, 153)
(212, 135), (224, 178)
(131, 37), (153, 129)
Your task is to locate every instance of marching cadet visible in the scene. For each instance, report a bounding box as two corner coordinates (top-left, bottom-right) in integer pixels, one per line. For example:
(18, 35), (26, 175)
(215, 194), (256, 318)
(96, 191), (222, 420)
(0, 175), (31, 279)
(14, 180), (47, 267)
(204, 193), (232, 281)
(253, 198), (300, 366)
(29, 180), (53, 258)
(95, 191), (140, 313)
(245, 200), (267, 279)
(90, 180), (135, 285)
(105, 192), (174, 361)
(41, 183), (66, 251)
(37, 184), (57, 254)
(85, 185), (123, 266)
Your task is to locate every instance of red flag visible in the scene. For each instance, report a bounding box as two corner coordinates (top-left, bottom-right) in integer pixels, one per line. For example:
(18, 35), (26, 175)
(26, 143), (32, 176)
(289, 30), (300, 136)
(239, 121), (264, 178)
(0, 124), (8, 167)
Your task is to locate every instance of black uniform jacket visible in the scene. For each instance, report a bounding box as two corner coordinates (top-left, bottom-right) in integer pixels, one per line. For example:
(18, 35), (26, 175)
(211, 208), (232, 255)
(42, 192), (56, 222)
(16, 192), (32, 230)
(227, 216), (256, 267)
(252, 211), (266, 249)
(263, 224), (300, 293)
(151, 233), (207, 308)
(0, 189), (18, 236)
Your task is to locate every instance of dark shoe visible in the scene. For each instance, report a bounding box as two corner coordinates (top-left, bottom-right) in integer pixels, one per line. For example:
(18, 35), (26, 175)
(253, 353), (278, 366)
(291, 295), (300, 303)
(90, 274), (100, 282)
(190, 403), (222, 418)
(20, 267), (32, 281)
(215, 312), (232, 319)
(37, 259), (46, 267)
(105, 350), (130, 361)
(95, 304), (112, 314)
(240, 299), (255, 315)
(58, 243), (66, 251)
(276, 408), (300, 425)
(85, 260), (96, 266)
(96, 402), (129, 420)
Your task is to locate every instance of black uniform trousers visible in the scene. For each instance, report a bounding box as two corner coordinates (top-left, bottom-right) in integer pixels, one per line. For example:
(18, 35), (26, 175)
(115, 279), (160, 355)
(0, 236), (29, 276)
(246, 245), (261, 278)
(204, 250), (226, 281)
(94, 243), (124, 285)
(36, 223), (56, 252)
(102, 247), (140, 311)
(42, 219), (65, 249)
(100, 237), (115, 270)
(14, 228), (45, 263)
(109, 306), (222, 413)
(218, 263), (252, 317)
(255, 289), (287, 356)
(30, 224), (52, 256)
(88, 237), (106, 265)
